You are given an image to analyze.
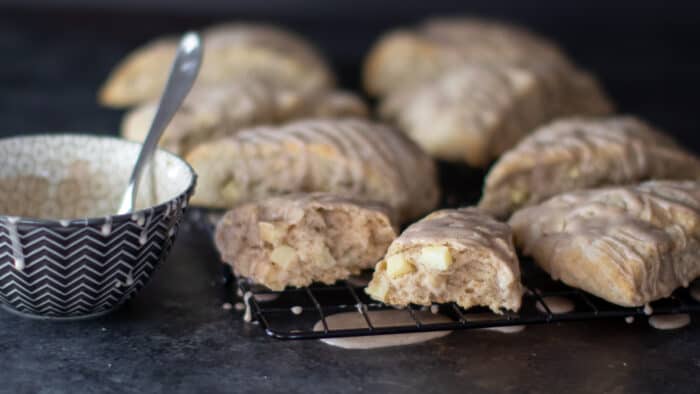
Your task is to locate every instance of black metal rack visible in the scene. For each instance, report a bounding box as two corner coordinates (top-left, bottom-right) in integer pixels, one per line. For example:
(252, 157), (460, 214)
(233, 262), (700, 340)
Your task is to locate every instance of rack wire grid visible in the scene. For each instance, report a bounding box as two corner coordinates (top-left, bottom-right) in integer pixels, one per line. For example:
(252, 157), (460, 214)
(231, 261), (700, 340)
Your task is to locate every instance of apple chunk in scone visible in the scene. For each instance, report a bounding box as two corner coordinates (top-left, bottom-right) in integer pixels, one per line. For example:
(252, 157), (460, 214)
(366, 208), (523, 313)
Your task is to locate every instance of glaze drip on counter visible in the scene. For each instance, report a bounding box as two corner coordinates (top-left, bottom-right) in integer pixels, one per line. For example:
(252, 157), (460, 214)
(648, 314), (691, 330)
(243, 291), (253, 322)
(5, 217), (24, 271)
(313, 309), (452, 349)
(536, 296), (575, 314)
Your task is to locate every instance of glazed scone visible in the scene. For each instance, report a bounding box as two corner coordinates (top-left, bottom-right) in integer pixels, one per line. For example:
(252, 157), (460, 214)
(380, 64), (612, 166)
(99, 23), (334, 107)
(509, 181), (700, 306)
(299, 90), (368, 119)
(480, 116), (700, 219)
(121, 78), (367, 155)
(215, 193), (397, 290)
(186, 118), (440, 223)
(122, 78), (276, 155)
(364, 18), (574, 97)
(366, 208), (523, 313)
(379, 65), (541, 166)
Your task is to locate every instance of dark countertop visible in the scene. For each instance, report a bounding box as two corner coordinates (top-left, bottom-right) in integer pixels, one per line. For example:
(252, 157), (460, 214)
(1, 6), (700, 394)
(4, 220), (700, 394)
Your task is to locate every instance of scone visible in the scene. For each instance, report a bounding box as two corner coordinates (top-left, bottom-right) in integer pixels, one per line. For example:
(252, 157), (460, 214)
(509, 181), (700, 306)
(121, 78), (367, 155)
(186, 118), (440, 223)
(215, 193), (397, 290)
(99, 23), (334, 107)
(379, 64), (611, 166)
(364, 17), (574, 97)
(366, 208), (523, 313)
(480, 116), (700, 219)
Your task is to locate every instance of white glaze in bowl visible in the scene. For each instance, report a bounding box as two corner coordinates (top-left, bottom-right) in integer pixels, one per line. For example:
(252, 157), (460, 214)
(0, 134), (194, 220)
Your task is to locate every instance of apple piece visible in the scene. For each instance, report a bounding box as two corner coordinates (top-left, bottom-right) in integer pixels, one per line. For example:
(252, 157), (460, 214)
(386, 253), (415, 278)
(417, 245), (453, 271)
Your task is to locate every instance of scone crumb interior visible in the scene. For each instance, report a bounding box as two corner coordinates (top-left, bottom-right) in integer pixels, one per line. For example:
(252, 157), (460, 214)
(215, 194), (397, 291)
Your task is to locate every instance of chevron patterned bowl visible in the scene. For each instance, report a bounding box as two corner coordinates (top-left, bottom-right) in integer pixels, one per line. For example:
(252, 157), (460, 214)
(0, 134), (196, 320)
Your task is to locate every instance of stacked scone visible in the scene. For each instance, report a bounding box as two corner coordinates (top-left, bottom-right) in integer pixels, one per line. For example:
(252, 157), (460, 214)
(481, 116), (700, 308)
(365, 18), (613, 167)
(101, 22), (368, 157)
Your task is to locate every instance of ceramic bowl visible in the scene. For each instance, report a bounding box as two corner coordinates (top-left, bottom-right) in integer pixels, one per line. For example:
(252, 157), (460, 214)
(0, 134), (196, 320)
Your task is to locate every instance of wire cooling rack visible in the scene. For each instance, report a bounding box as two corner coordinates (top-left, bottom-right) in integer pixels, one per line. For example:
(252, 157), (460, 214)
(231, 262), (700, 340)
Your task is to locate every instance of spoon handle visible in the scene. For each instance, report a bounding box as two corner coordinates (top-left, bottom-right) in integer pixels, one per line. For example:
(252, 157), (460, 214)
(117, 32), (203, 214)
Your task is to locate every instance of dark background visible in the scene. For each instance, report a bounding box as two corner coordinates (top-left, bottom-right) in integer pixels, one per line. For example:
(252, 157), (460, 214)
(0, 0), (698, 150)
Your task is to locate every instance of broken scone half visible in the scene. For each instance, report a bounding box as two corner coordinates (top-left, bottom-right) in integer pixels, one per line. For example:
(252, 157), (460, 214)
(509, 181), (700, 306)
(215, 193), (397, 291)
(366, 208), (523, 313)
(479, 116), (700, 219)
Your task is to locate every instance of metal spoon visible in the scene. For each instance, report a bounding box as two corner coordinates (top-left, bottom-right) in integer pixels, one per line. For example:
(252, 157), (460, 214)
(117, 31), (203, 214)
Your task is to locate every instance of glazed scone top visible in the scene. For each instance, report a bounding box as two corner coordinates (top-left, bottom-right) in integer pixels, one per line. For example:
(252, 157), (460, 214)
(186, 118), (440, 223)
(480, 116), (700, 217)
(391, 208), (517, 264)
(512, 181), (700, 248)
(379, 64), (542, 165)
(509, 181), (700, 303)
(379, 62), (612, 166)
(418, 18), (570, 66)
(122, 77), (277, 155)
(364, 17), (572, 97)
(121, 77), (368, 155)
(198, 23), (333, 91)
(99, 22), (335, 107)
(485, 116), (693, 188)
(201, 23), (328, 69)
(232, 119), (435, 200)
(235, 192), (397, 227)
(489, 116), (679, 163)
